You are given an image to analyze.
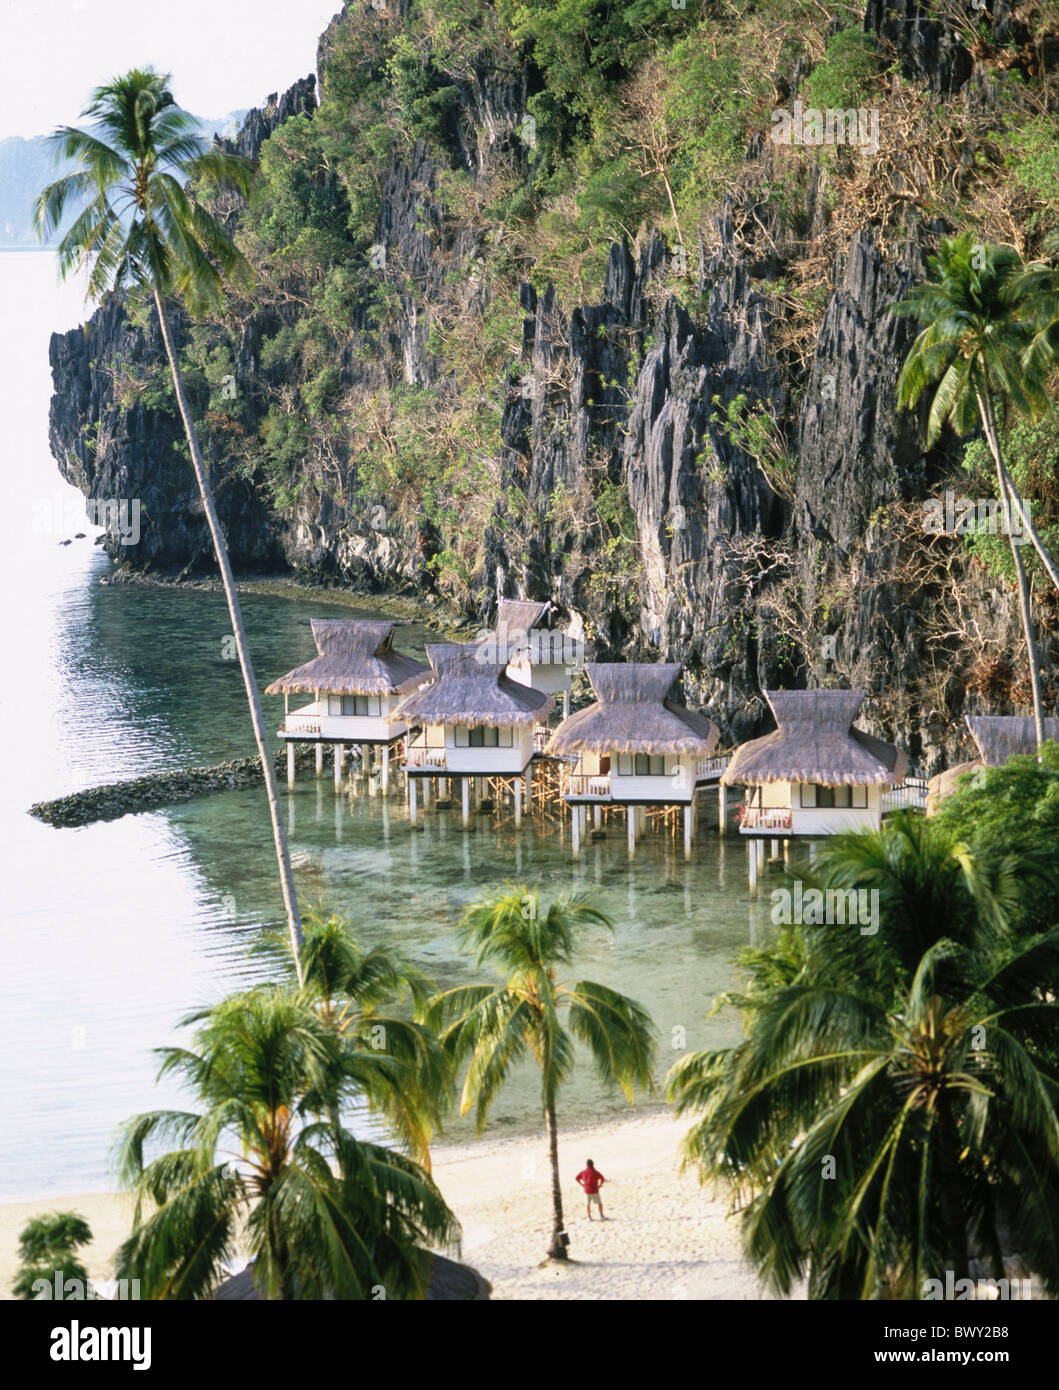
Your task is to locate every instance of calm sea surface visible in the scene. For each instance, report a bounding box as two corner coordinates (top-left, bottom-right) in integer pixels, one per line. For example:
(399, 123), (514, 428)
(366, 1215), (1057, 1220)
(0, 251), (772, 1202)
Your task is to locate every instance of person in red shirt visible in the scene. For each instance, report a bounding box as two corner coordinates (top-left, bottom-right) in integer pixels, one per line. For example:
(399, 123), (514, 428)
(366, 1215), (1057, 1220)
(575, 1159), (606, 1220)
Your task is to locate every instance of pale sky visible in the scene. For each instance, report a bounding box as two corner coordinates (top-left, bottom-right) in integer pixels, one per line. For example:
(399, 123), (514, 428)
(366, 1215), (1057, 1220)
(0, 0), (344, 139)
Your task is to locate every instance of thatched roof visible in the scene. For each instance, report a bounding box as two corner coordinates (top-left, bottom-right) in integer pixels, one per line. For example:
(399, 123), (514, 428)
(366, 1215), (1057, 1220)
(214, 1251), (490, 1301)
(927, 714), (1059, 810)
(927, 758), (983, 812)
(546, 663), (719, 756)
(966, 715), (1059, 766)
(495, 597), (551, 644)
(389, 644), (552, 728)
(721, 689), (908, 786)
(265, 620), (429, 697)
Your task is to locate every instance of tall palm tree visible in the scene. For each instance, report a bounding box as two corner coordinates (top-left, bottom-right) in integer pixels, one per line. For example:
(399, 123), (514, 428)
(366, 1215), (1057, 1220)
(426, 884), (656, 1262)
(893, 232), (1059, 750)
(34, 69), (305, 980)
(257, 910), (452, 1168)
(669, 817), (1059, 1298)
(115, 987), (458, 1299)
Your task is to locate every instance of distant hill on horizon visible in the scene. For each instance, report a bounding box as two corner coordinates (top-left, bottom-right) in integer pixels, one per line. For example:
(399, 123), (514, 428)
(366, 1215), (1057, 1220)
(0, 110), (248, 248)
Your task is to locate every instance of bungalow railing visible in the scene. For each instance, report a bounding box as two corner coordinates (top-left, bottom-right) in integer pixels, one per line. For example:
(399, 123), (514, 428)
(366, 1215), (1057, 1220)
(881, 777), (930, 812)
(563, 773), (612, 799)
(695, 755), (730, 780)
(404, 747), (448, 769)
(282, 712), (322, 735)
(740, 806), (792, 831)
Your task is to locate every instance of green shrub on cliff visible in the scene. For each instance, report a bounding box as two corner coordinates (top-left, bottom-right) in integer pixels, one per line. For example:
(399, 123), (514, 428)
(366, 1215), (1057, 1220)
(802, 29), (880, 112)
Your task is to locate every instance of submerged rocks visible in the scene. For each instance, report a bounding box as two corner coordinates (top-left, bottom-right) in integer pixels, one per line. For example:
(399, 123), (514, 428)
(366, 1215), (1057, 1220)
(29, 746), (318, 828)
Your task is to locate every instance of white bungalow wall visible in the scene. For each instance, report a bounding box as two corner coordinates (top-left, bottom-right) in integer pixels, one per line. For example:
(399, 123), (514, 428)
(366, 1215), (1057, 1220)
(286, 693), (408, 740)
(744, 780), (883, 834)
(574, 751), (697, 803)
(408, 724), (534, 774)
(791, 782), (883, 835)
(505, 658), (572, 697)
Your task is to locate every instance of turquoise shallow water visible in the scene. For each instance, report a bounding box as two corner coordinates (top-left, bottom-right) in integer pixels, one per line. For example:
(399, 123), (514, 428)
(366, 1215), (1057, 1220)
(0, 251), (774, 1202)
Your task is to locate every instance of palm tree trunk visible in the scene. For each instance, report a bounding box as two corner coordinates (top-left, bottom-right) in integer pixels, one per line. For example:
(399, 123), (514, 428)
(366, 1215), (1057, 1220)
(544, 1099), (568, 1261)
(152, 289), (305, 982)
(940, 1111), (972, 1285)
(976, 390), (1047, 751)
(996, 462), (1059, 596)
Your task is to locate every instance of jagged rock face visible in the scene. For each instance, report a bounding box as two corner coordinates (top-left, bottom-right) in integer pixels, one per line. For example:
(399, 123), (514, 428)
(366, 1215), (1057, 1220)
(864, 0), (974, 93)
(45, 19), (1052, 764)
(864, 0), (1050, 95)
(48, 295), (280, 573)
(797, 231), (932, 554)
(220, 75), (317, 161)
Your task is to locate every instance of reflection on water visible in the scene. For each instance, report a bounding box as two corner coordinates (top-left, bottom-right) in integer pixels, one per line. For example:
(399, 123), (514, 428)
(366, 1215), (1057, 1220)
(165, 774), (781, 1146)
(0, 251), (779, 1201)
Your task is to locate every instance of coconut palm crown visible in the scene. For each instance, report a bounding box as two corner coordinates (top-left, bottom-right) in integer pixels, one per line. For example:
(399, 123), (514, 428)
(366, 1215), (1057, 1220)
(35, 68), (254, 310)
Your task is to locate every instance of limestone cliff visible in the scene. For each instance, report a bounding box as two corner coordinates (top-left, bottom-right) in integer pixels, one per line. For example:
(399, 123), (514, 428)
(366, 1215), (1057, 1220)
(46, 0), (1059, 771)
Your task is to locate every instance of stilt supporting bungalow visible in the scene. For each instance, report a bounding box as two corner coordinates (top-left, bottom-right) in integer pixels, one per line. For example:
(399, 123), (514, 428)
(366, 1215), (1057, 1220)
(334, 743), (344, 788)
(545, 662), (722, 861)
(315, 742), (324, 777)
(287, 742), (296, 788)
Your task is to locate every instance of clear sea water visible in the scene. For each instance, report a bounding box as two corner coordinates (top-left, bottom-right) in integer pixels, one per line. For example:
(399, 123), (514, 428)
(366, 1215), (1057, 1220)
(0, 250), (773, 1202)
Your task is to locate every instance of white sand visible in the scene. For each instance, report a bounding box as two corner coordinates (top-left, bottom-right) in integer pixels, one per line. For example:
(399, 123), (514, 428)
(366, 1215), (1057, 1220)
(0, 1110), (783, 1300)
(430, 1108), (781, 1300)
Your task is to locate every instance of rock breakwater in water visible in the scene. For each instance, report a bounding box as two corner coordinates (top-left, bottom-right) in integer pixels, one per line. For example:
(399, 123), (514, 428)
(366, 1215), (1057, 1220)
(30, 746), (320, 828)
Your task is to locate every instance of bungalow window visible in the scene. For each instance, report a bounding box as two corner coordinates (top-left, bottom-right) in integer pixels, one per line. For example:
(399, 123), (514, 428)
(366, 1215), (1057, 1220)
(851, 785), (868, 809)
(633, 754), (665, 777)
(340, 695), (379, 717)
(457, 726), (511, 748)
(803, 784), (856, 809)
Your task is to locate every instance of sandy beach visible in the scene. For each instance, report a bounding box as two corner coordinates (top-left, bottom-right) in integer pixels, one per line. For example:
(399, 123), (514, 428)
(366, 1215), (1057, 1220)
(0, 1109), (782, 1300)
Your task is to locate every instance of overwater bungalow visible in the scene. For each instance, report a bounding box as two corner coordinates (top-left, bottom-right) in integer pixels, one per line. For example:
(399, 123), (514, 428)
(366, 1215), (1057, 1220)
(545, 663), (724, 858)
(481, 598), (585, 716)
(265, 619), (429, 790)
(722, 689), (909, 845)
(927, 714), (1059, 810)
(389, 643), (552, 826)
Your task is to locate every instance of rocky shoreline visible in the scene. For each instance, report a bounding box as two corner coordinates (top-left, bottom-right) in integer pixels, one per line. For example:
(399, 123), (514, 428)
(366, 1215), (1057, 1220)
(99, 562), (477, 639)
(29, 746), (321, 828)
